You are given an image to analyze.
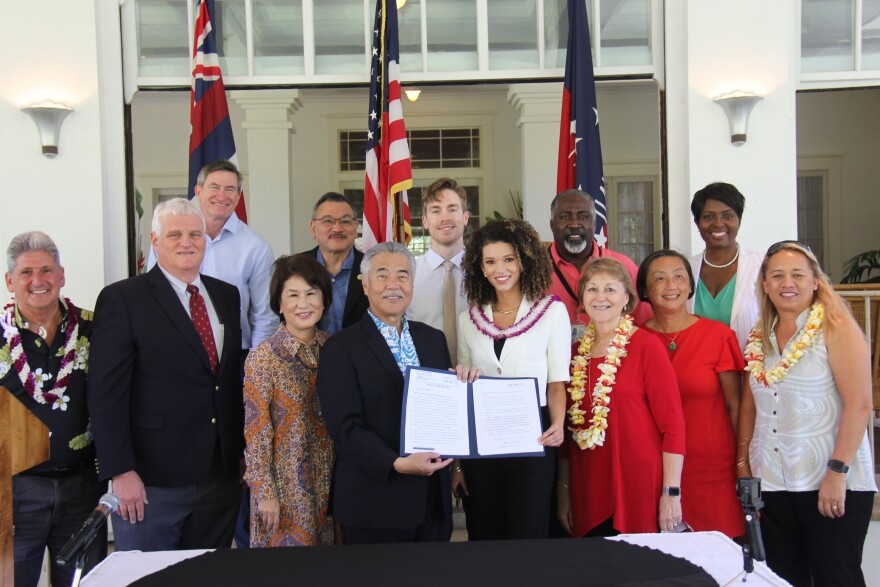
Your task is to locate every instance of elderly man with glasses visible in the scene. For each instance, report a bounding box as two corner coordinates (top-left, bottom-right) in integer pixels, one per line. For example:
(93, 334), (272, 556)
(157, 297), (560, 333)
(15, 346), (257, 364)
(300, 192), (369, 335)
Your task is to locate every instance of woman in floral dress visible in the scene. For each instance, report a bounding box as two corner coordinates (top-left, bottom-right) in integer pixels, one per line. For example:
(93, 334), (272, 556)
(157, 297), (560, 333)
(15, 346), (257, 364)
(244, 254), (336, 547)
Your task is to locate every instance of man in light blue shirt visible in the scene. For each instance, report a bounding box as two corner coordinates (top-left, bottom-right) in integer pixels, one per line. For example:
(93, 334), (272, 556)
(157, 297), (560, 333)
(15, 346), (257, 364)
(147, 160), (277, 352)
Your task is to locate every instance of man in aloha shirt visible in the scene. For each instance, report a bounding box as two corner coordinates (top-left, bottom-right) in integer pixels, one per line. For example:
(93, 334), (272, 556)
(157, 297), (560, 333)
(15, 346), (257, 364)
(1, 231), (105, 587)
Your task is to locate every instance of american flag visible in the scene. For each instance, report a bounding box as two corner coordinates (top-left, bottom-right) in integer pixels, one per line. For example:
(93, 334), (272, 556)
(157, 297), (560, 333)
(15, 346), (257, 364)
(557, 0), (606, 246)
(189, 0), (247, 222)
(363, 0), (412, 249)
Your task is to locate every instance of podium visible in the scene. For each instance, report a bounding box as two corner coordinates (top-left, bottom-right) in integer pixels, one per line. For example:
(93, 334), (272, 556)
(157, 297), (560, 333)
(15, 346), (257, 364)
(0, 386), (50, 587)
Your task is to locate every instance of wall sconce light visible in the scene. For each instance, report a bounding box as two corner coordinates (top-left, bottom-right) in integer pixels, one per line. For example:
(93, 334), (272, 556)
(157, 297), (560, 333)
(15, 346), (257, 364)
(22, 102), (73, 158)
(713, 91), (762, 146)
(404, 89), (421, 102)
(397, 0), (407, 8)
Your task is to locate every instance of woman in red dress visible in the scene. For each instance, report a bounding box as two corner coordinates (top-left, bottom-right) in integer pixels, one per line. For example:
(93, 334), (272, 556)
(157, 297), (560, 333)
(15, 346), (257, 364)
(558, 257), (686, 537)
(637, 250), (745, 538)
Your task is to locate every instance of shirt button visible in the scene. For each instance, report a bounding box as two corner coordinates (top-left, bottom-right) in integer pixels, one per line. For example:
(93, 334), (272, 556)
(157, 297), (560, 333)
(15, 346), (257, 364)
(772, 429), (777, 433)
(215, 385), (220, 391)
(774, 447), (778, 452)
(496, 367), (502, 374)
(211, 417), (217, 424)
(773, 411), (776, 415)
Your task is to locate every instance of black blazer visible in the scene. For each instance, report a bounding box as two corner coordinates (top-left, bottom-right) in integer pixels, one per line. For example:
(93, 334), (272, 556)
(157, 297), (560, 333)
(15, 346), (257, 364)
(302, 246), (369, 330)
(316, 314), (453, 529)
(87, 266), (244, 487)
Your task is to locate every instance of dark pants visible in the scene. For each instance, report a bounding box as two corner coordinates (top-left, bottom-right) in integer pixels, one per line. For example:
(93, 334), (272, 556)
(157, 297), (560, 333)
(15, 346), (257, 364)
(13, 469), (107, 587)
(111, 473), (241, 552)
(761, 489), (874, 587)
(233, 348), (251, 549)
(460, 447), (556, 540)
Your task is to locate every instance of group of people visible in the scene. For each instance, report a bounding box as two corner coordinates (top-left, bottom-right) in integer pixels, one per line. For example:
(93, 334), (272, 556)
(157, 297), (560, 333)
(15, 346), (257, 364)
(3, 161), (875, 587)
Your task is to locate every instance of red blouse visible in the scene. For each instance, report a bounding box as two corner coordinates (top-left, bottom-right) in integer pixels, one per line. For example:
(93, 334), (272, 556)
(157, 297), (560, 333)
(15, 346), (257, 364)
(562, 328), (686, 536)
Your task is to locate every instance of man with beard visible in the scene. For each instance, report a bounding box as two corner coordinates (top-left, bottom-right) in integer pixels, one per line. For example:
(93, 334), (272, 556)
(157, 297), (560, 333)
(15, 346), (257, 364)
(547, 189), (651, 343)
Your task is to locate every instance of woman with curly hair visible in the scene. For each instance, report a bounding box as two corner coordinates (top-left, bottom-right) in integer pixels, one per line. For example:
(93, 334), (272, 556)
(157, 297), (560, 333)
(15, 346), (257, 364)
(453, 218), (571, 540)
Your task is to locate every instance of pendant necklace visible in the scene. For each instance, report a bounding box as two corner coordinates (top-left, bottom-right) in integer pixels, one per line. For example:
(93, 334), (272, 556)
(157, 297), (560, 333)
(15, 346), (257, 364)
(658, 315), (691, 351)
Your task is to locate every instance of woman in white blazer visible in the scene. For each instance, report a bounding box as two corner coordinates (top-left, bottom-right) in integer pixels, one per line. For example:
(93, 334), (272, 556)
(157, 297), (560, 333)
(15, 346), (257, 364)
(453, 219), (571, 540)
(686, 182), (761, 350)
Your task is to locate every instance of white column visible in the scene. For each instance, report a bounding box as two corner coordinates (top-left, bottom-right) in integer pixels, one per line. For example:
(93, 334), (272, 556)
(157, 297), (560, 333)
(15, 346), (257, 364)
(507, 83), (562, 242)
(230, 90), (302, 256)
(664, 1), (799, 256)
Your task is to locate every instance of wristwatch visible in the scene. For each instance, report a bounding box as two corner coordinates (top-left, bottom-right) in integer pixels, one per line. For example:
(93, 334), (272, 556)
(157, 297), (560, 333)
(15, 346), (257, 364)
(662, 486), (681, 497)
(827, 459), (850, 474)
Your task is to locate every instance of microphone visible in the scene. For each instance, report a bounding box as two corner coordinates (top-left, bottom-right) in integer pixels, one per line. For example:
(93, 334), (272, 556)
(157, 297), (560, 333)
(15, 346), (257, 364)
(736, 477), (766, 565)
(56, 493), (119, 567)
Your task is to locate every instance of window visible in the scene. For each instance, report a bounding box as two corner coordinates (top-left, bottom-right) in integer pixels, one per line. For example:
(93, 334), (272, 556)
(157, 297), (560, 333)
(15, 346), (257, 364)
(796, 173), (827, 267)
(339, 128), (480, 171)
(605, 176), (659, 265)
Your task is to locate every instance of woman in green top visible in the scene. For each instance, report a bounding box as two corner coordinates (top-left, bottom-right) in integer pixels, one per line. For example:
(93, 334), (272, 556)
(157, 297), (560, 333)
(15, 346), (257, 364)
(686, 182), (761, 351)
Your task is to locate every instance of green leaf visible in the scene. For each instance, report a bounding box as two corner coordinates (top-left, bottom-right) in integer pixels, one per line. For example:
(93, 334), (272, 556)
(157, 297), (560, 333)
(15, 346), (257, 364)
(135, 188), (144, 219)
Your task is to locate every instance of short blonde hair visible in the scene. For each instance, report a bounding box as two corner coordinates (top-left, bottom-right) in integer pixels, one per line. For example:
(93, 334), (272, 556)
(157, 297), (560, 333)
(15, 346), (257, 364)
(578, 257), (638, 315)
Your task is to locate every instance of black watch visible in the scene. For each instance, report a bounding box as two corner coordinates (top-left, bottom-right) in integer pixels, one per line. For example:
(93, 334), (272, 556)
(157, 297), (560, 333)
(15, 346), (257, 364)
(827, 459), (850, 474)
(662, 486), (680, 497)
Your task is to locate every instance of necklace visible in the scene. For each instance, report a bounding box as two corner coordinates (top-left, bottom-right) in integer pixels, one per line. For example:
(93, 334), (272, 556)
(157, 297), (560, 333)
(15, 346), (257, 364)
(655, 314), (691, 351)
(491, 304), (519, 315)
(0, 298), (85, 410)
(469, 295), (559, 341)
(702, 244), (740, 269)
(567, 314), (636, 450)
(744, 303), (824, 386)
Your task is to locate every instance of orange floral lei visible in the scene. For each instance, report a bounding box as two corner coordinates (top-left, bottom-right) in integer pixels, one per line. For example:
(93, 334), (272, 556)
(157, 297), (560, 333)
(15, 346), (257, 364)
(567, 315), (635, 450)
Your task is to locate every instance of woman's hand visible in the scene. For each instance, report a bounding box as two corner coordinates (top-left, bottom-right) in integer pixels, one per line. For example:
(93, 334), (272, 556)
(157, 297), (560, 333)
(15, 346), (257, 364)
(818, 470), (848, 518)
(538, 422), (564, 447)
(451, 365), (480, 383)
(658, 494), (682, 532)
(258, 498), (281, 534)
(557, 483), (574, 535)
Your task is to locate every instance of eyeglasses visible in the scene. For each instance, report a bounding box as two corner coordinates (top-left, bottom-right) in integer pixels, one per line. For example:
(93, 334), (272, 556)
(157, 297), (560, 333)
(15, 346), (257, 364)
(766, 240), (812, 256)
(314, 216), (357, 228)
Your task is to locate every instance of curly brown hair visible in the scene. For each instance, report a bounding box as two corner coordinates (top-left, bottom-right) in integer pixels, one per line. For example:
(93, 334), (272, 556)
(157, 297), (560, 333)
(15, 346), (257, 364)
(461, 218), (553, 306)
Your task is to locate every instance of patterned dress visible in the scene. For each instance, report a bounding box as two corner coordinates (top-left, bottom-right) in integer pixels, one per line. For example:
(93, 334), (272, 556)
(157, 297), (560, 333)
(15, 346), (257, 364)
(244, 325), (336, 547)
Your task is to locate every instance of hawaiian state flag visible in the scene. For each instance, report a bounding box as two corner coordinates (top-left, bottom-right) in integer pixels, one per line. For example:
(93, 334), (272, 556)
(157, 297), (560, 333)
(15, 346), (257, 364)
(189, 0), (247, 222)
(363, 0), (412, 249)
(557, 0), (606, 246)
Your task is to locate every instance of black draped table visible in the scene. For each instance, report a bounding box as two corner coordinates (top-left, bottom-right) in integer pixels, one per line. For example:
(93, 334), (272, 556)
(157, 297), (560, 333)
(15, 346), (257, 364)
(81, 531), (789, 586)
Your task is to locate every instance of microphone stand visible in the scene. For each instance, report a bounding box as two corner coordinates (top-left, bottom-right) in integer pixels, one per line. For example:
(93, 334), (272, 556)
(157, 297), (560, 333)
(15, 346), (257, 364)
(735, 477), (766, 583)
(70, 549), (91, 587)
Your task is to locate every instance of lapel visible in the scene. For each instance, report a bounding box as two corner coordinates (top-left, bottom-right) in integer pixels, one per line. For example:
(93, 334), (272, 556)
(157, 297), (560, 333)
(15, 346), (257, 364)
(343, 249), (364, 324)
(476, 304), (503, 368)
(146, 266), (213, 375)
(201, 275), (235, 374)
(361, 314), (405, 386)
(730, 248), (758, 328)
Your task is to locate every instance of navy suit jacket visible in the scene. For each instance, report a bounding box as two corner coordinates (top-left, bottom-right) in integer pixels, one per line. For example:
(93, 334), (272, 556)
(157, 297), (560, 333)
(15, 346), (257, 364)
(87, 266), (244, 486)
(317, 314), (452, 529)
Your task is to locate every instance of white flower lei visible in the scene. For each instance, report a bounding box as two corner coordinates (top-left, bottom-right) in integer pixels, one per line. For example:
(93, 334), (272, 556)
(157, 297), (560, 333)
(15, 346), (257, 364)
(567, 315), (636, 450)
(0, 298), (81, 410)
(744, 302), (824, 387)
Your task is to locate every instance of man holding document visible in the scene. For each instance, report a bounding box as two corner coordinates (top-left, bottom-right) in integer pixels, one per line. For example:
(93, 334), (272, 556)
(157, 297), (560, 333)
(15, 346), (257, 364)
(317, 242), (477, 545)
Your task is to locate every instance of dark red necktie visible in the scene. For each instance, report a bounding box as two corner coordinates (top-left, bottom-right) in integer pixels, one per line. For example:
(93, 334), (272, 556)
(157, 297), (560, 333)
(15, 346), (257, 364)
(187, 284), (219, 375)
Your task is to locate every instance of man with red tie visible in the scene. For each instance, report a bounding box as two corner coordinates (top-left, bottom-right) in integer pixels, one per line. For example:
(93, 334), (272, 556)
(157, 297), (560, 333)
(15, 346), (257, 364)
(88, 198), (244, 551)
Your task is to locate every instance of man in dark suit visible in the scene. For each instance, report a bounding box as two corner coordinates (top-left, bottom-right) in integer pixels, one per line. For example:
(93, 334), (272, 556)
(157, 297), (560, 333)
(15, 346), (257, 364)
(87, 198), (244, 552)
(301, 192), (368, 335)
(317, 242), (455, 544)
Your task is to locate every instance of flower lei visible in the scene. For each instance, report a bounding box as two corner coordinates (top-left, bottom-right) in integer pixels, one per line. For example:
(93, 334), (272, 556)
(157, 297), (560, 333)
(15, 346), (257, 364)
(0, 298), (81, 410)
(468, 294), (559, 340)
(744, 302), (824, 387)
(567, 315), (635, 450)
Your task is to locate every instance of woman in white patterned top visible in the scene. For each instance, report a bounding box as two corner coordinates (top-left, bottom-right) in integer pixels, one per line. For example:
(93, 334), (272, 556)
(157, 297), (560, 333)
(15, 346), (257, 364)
(737, 240), (876, 587)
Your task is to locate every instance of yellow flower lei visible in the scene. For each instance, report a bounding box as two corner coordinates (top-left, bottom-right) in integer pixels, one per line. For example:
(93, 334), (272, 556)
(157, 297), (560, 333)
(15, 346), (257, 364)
(567, 315), (636, 450)
(744, 302), (824, 387)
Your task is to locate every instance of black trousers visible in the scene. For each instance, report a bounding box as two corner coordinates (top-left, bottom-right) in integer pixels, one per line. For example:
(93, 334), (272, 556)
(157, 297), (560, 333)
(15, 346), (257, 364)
(460, 447), (556, 541)
(761, 489), (874, 587)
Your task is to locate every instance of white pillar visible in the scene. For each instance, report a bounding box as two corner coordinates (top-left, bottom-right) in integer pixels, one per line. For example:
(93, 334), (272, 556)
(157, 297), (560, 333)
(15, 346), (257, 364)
(664, 1), (799, 256)
(507, 83), (562, 241)
(230, 90), (302, 256)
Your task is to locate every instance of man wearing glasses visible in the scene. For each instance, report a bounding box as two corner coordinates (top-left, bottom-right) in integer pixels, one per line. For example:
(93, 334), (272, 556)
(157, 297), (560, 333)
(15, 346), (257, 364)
(302, 192), (369, 335)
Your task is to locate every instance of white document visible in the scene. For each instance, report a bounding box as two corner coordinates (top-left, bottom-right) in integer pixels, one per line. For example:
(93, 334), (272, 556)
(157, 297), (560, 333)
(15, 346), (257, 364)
(472, 377), (543, 456)
(402, 368), (470, 456)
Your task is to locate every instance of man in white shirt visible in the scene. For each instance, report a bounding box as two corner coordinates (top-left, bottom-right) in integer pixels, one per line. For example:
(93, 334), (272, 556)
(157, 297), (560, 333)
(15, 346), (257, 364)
(407, 178), (470, 362)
